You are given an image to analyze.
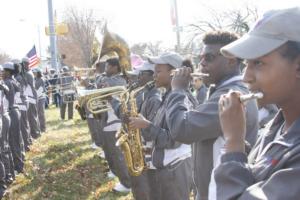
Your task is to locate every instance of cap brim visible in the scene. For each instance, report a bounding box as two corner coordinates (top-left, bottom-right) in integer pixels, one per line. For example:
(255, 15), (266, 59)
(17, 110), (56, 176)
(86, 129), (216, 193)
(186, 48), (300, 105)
(138, 65), (154, 72)
(148, 57), (166, 65)
(221, 34), (287, 59)
(127, 70), (139, 76)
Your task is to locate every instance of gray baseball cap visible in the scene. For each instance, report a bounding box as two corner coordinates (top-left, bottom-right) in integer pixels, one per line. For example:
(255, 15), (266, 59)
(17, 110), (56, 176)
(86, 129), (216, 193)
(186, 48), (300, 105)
(138, 62), (154, 72)
(22, 57), (29, 63)
(221, 7), (300, 59)
(3, 62), (15, 70)
(148, 52), (183, 68)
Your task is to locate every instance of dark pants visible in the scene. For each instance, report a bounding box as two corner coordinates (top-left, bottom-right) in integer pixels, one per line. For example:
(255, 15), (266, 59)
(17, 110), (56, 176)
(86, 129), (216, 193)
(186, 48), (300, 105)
(147, 158), (192, 200)
(1, 113), (14, 181)
(20, 110), (32, 150)
(53, 93), (61, 107)
(37, 98), (46, 132)
(8, 109), (25, 173)
(131, 171), (151, 200)
(60, 102), (73, 120)
(28, 103), (41, 139)
(102, 130), (131, 188)
(86, 118), (103, 147)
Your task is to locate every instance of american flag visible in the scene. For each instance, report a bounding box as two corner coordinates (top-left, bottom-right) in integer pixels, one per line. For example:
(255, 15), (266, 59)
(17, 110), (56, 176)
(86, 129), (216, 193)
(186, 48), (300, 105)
(26, 45), (39, 68)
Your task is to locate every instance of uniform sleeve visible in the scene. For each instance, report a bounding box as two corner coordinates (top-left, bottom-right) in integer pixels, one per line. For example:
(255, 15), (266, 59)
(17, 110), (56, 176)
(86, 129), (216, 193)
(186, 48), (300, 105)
(142, 122), (177, 148)
(143, 94), (161, 121)
(197, 86), (208, 104)
(110, 98), (122, 119)
(166, 89), (222, 144)
(106, 76), (127, 87)
(215, 152), (300, 200)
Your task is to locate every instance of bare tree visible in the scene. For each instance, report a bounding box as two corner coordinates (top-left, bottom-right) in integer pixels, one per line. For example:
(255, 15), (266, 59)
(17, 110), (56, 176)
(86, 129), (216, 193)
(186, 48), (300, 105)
(184, 5), (259, 49)
(130, 41), (166, 58)
(57, 7), (104, 68)
(0, 52), (11, 64)
(131, 43), (147, 56)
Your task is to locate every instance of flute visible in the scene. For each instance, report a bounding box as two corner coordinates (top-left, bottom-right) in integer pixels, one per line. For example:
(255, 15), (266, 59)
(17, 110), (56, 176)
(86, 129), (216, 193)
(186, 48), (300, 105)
(239, 92), (264, 103)
(171, 70), (209, 78)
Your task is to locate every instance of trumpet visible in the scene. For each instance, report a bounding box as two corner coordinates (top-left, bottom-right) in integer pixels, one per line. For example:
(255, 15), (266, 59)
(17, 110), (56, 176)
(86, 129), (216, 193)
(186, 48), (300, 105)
(239, 92), (264, 103)
(170, 70), (209, 78)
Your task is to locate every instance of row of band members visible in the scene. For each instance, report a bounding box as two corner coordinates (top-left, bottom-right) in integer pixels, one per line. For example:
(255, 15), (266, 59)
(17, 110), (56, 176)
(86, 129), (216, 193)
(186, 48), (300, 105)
(0, 58), (47, 197)
(77, 8), (300, 200)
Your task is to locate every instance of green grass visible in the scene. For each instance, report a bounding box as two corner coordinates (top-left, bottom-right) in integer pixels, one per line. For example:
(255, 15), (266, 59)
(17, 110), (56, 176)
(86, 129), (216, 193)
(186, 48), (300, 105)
(4, 105), (132, 200)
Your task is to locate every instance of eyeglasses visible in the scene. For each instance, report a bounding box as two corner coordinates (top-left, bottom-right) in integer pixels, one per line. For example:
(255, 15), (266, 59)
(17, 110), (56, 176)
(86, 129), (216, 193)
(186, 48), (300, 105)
(199, 52), (222, 63)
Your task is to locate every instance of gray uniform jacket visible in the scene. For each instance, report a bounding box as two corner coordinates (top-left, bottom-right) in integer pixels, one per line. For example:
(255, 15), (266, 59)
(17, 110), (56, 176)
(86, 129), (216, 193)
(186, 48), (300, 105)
(100, 74), (126, 88)
(4, 78), (20, 109)
(35, 77), (46, 99)
(139, 87), (161, 122)
(165, 76), (259, 199)
(196, 85), (207, 105)
(215, 111), (300, 200)
(142, 89), (195, 169)
(15, 74), (28, 107)
(25, 71), (37, 99)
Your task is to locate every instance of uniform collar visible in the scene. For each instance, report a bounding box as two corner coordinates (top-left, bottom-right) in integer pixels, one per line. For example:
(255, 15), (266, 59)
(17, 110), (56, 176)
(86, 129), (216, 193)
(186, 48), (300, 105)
(266, 111), (300, 146)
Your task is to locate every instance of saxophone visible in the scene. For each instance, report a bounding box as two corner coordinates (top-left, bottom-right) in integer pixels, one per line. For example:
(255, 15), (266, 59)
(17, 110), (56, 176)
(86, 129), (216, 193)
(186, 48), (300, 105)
(116, 81), (154, 176)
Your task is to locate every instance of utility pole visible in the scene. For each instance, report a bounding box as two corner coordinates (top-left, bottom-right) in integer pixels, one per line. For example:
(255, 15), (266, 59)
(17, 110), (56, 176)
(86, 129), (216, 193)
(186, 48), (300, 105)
(171, 0), (181, 53)
(47, 0), (58, 71)
(37, 25), (42, 58)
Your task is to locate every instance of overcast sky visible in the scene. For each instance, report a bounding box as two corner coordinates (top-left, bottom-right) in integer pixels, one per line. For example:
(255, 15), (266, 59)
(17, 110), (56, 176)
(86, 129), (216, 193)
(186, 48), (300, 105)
(0, 0), (299, 58)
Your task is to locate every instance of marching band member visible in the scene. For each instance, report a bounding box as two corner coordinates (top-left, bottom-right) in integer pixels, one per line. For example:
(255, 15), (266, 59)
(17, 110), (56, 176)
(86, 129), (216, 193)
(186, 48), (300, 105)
(12, 60), (32, 151)
(2, 62), (25, 174)
(130, 62), (162, 200)
(59, 66), (75, 120)
(79, 77), (103, 149)
(214, 7), (300, 199)
(99, 57), (131, 193)
(33, 68), (47, 132)
(0, 65), (12, 196)
(22, 57), (41, 139)
(164, 31), (259, 200)
(130, 52), (194, 200)
(48, 68), (60, 107)
(111, 61), (162, 200)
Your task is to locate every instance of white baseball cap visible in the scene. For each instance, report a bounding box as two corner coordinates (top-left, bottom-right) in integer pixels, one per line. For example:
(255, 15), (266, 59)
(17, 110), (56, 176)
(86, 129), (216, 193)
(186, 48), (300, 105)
(148, 52), (183, 68)
(221, 7), (300, 59)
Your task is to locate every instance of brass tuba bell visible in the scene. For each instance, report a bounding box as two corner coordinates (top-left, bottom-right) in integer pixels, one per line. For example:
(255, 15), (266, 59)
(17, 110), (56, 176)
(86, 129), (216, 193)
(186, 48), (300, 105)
(77, 86), (127, 114)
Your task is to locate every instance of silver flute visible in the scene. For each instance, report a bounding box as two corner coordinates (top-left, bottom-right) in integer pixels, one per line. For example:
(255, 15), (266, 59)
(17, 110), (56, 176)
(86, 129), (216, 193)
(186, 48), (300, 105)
(239, 92), (264, 103)
(171, 70), (209, 78)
